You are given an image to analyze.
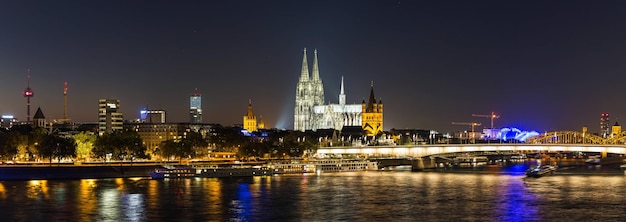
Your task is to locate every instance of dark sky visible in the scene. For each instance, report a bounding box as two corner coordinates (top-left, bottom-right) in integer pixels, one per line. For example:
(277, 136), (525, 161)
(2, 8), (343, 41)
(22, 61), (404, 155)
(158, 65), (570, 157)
(2, 1), (626, 134)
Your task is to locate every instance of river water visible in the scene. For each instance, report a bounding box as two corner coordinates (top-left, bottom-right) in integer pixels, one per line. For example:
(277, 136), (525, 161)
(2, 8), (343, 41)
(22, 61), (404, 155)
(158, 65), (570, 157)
(1, 169), (625, 221)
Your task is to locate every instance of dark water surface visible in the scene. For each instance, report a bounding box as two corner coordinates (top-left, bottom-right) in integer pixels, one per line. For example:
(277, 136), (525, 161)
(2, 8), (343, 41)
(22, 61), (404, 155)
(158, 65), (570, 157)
(1, 170), (626, 221)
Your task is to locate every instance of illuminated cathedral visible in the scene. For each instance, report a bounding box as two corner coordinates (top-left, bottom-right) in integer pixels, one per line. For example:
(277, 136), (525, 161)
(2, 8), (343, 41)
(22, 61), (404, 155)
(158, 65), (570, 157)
(294, 48), (382, 134)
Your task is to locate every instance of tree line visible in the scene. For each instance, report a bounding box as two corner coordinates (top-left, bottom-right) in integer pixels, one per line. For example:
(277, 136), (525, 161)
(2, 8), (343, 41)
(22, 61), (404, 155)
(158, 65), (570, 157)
(0, 124), (322, 163)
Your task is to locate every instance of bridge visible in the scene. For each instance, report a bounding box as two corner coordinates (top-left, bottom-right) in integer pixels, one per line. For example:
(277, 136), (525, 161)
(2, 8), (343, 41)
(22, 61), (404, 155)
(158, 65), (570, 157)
(317, 143), (626, 157)
(315, 130), (626, 170)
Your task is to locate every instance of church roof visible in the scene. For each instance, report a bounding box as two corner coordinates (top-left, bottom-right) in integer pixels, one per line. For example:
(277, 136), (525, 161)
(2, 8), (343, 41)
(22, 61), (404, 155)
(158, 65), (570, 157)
(33, 107), (45, 119)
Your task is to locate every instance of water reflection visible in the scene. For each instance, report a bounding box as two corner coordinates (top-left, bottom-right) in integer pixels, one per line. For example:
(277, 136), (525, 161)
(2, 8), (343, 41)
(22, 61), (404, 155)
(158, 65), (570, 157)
(0, 172), (625, 221)
(496, 176), (538, 222)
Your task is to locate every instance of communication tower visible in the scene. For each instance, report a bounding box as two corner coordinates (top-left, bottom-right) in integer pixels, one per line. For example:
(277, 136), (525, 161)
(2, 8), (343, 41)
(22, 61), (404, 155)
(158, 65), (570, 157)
(23, 69), (34, 122)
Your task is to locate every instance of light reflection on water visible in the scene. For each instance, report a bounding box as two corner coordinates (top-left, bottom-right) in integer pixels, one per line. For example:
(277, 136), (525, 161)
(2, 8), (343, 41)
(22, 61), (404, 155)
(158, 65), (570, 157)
(0, 172), (625, 221)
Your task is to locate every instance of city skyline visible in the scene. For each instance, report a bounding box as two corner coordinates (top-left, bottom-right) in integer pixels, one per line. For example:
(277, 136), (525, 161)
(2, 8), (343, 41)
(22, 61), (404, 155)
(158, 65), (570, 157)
(2, 1), (626, 133)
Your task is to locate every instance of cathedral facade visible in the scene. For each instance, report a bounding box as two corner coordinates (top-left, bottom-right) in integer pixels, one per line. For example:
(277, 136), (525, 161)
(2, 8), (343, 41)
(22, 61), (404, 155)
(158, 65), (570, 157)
(294, 48), (363, 132)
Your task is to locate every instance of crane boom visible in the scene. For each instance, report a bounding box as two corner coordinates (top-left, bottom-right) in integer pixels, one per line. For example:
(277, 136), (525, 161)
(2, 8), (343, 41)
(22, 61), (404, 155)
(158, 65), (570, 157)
(451, 122), (482, 132)
(472, 112), (499, 129)
(451, 122), (482, 143)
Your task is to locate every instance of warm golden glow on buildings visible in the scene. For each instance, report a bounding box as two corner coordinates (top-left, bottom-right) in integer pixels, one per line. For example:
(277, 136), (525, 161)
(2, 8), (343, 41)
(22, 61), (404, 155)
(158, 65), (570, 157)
(243, 100), (258, 132)
(362, 83), (383, 136)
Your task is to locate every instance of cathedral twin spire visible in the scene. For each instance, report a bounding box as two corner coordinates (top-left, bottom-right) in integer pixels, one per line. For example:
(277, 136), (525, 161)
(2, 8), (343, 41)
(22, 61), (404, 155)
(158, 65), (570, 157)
(294, 48), (325, 131)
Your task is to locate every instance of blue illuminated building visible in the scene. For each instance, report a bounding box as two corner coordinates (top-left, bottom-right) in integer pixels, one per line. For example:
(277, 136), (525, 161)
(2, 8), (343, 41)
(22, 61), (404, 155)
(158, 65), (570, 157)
(190, 88), (202, 124)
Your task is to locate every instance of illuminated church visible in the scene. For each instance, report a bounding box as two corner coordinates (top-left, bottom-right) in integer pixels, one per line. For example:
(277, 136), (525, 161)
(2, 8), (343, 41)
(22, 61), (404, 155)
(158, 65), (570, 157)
(294, 48), (382, 135)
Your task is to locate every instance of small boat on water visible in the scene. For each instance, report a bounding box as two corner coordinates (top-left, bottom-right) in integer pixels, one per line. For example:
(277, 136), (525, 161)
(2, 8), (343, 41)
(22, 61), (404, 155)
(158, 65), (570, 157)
(149, 165), (197, 179)
(526, 165), (557, 178)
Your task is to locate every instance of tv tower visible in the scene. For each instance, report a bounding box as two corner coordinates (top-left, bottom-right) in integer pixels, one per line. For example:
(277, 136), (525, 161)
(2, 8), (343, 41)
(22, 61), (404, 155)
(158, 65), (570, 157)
(23, 69), (34, 122)
(63, 82), (68, 122)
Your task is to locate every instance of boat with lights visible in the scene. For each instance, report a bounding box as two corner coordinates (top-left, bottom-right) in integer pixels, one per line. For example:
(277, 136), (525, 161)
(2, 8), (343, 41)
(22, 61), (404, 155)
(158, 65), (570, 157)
(525, 165), (557, 178)
(196, 164), (275, 177)
(149, 165), (197, 179)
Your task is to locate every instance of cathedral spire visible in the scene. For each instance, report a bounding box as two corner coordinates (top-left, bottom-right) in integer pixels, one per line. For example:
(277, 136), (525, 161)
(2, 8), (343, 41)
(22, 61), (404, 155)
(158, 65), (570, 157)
(312, 49), (320, 80)
(366, 81), (377, 112)
(339, 76), (346, 105)
(300, 48), (309, 81)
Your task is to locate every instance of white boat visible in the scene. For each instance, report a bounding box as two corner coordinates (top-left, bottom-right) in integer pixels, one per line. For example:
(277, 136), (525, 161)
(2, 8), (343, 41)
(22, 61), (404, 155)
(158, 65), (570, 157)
(149, 165), (197, 179)
(313, 159), (379, 172)
(526, 165), (557, 178)
(270, 159), (379, 174)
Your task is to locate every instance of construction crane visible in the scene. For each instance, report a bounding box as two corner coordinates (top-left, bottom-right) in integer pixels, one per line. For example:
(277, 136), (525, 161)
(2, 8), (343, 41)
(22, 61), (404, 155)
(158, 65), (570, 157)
(451, 122), (482, 143)
(451, 122), (482, 133)
(472, 112), (500, 129)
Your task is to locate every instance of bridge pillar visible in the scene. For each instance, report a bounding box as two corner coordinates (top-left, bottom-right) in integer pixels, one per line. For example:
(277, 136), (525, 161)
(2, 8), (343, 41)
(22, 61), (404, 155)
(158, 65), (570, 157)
(411, 158), (424, 171)
(411, 157), (436, 171)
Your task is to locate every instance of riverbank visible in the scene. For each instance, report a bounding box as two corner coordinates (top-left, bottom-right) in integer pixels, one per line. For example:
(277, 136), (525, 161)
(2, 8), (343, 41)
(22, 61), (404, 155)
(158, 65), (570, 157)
(0, 164), (159, 180)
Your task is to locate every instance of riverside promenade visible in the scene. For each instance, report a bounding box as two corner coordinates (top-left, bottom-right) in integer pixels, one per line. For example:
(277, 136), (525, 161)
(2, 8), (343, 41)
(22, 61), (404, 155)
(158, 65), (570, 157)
(0, 162), (160, 180)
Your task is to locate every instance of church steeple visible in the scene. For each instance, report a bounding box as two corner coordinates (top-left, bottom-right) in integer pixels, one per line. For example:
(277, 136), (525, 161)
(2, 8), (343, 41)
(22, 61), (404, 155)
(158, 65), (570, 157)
(300, 48), (310, 81)
(366, 81), (377, 112)
(246, 99), (254, 117)
(243, 99), (258, 132)
(312, 49), (320, 80)
(339, 76), (346, 105)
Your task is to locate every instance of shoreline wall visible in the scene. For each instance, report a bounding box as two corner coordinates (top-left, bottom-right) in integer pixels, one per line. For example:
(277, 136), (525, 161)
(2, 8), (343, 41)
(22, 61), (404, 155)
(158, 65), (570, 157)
(0, 165), (160, 180)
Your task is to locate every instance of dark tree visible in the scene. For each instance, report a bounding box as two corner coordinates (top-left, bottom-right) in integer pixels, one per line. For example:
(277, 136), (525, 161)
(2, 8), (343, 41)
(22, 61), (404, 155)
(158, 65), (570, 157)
(36, 134), (77, 164)
(93, 130), (148, 161)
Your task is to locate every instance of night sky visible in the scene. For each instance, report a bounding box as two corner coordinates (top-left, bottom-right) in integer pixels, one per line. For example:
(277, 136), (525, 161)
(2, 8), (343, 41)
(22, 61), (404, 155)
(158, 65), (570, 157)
(2, 1), (626, 134)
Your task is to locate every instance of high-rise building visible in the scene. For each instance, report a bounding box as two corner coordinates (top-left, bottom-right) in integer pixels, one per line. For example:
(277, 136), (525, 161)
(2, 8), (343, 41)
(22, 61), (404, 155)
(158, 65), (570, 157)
(98, 99), (123, 135)
(600, 113), (610, 138)
(243, 100), (258, 132)
(190, 89), (202, 124)
(362, 82), (383, 136)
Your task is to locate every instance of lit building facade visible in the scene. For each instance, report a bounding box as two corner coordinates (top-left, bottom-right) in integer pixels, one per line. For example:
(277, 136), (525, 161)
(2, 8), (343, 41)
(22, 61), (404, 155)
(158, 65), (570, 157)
(129, 122), (215, 159)
(611, 121), (621, 137)
(313, 77), (362, 130)
(294, 48), (363, 131)
(600, 113), (610, 138)
(362, 83), (383, 136)
(98, 99), (123, 135)
(140, 109), (166, 123)
(243, 100), (258, 132)
(294, 48), (324, 131)
(0, 115), (17, 129)
(190, 89), (202, 124)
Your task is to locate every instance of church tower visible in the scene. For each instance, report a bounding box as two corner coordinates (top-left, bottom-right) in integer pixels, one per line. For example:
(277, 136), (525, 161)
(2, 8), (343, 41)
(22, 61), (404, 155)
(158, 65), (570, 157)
(243, 100), (258, 132)
(294, 48), (311, 131)
(294, 48), (325, 131)
(311, 49), (325, 108)
(362, 82), (383, 136)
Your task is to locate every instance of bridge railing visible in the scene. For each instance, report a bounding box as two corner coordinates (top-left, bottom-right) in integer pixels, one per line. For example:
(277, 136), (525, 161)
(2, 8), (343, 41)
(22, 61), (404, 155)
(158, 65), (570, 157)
(525, 131), (626, 145)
